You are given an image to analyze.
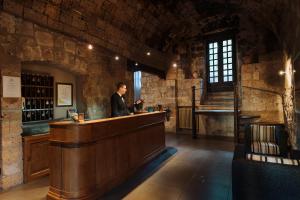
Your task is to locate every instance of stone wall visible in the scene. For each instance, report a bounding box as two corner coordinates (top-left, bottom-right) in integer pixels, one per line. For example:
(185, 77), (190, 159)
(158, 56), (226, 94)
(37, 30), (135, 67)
(241, 52), (284, 123)
(141, 72), (176, 132)
(0, 48), (23, 190)
(0, 11), (134, 190)
(1, 0), (172, 70)
(141, 67), (202, 132)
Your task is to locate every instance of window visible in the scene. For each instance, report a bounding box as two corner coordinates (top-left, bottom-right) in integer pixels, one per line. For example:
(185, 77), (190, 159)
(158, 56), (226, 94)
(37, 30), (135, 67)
(206, 36), (236, 91)
(208, 42), (219, 83)
(222, 39), (233, 82)
(134, 71), (141, 101)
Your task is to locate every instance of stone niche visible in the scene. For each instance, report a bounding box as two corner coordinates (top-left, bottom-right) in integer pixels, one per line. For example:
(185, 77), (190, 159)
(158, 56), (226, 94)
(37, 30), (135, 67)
(0, 11), (134, 190)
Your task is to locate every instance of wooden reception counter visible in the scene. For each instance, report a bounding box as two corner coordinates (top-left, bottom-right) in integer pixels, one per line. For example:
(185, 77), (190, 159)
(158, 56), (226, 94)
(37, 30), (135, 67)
(47, 111), (166, 200)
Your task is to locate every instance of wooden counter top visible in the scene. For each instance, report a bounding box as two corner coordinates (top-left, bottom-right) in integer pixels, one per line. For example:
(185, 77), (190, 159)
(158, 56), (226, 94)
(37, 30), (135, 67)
(47, 111), (166, 200)
(49, 111), (164, 126)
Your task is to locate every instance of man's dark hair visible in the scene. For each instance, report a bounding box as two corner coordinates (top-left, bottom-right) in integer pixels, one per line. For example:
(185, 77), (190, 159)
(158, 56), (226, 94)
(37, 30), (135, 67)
(117, 82), (126, 89)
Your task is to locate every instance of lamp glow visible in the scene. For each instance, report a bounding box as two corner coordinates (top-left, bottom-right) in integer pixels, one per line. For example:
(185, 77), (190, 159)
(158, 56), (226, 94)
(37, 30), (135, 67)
(87, 44), (93, 50)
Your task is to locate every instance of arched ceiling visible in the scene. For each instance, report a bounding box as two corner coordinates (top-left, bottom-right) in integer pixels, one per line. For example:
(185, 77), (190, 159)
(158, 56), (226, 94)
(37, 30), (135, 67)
(3, 0), (290, 71)
(22, 0), (242, 52)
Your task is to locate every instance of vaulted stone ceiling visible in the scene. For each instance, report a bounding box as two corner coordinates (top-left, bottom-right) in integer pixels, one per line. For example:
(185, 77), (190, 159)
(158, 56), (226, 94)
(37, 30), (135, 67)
(2, 0), (282, 71)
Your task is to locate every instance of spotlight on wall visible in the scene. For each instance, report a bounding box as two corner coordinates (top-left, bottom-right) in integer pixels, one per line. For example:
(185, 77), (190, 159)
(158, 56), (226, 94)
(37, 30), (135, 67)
(279, 70), (285, 76)
(146, 51), (151, 56)
(115, 56), (119, 61)
(135, 62), (138, 66)
(173, 63), (177, 68)
(87, 44), (93, 50)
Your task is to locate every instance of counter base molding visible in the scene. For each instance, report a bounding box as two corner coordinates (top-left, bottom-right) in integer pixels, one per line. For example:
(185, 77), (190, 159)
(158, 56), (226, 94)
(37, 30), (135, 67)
(47, 112), (166, 200)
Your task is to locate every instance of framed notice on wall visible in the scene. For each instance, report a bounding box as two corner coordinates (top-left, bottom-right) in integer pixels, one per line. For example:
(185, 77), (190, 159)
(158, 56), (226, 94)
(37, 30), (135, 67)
(2, 76), (21, 97)
(56, 83), (73, 107)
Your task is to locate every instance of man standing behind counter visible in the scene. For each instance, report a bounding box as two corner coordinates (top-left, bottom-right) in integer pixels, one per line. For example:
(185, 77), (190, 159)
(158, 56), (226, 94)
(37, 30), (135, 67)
(111, 82), (131, 117)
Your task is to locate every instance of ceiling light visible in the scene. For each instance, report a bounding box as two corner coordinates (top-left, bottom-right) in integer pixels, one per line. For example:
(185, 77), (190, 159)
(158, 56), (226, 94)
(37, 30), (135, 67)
(173, 63), (177, 68)
(135, 62), (138, 66)
(146, 52), (151, 56)
(87, 44), (93, 50)
(115, 56), (119, 60)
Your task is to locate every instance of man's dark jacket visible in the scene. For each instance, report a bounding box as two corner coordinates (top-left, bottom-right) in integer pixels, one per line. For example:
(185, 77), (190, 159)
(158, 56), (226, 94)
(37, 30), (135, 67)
(111, 92), (130, 117)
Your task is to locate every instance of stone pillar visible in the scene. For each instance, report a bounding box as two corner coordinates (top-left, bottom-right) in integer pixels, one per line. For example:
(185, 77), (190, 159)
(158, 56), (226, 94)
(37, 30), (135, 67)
(0, 48), (23, 190)
(282, 53), (297, 149)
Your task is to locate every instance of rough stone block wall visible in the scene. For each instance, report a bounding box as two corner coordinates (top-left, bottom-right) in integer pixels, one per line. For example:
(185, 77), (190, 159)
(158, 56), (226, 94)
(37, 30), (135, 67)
(141, 72), (176, 132)
(241, 53), (284, 123)
(1, 0), (171, 70)
(0, 11), (134, 189)
(141, 67), (202, 133)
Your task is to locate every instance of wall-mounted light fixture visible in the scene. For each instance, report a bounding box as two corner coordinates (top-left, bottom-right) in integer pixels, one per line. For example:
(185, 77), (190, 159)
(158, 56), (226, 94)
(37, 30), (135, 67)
(115, 56), (119, 61)
(173, 63), (177, 68)
(146, 52), (151, 56)
(279, 70), (285, 76)
(279, 70), (296, 76)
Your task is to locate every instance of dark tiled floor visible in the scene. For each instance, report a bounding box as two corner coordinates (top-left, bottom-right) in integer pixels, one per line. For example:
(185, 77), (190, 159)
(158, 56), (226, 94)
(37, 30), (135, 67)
(103, 133), (234, 200)
(0, 132), (234, 200)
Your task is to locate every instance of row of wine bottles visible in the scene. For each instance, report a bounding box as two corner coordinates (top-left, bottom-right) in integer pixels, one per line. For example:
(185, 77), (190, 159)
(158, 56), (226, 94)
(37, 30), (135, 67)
(22, 110), (53, 122)
(22, 72), (55, 122)
(22, 87), (54, 98)
(23, 99), (54, 110)
(21, 73), (54, 86)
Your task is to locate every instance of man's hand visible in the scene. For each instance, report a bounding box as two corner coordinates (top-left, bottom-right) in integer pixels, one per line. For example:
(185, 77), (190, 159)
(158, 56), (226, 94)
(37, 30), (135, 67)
(135, 100), (142, 104)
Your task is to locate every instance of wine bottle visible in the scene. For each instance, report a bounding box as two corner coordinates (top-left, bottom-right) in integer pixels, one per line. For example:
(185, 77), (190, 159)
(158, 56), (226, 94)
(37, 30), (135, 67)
(45, 110), (49, 119)
(40, 99), (44, 109)
(37, 87), (40, 97)
(37, 75), (41, 85)
(31, 111), (35, 121)
(36, 99), (40, 109)
(32, 74), (36, 86)
(41, 111), (45, 120)
(26, 74), (31, 85)
(41, 88), (45, 96)
(26, 112), (31, 121)
(32, 99), (36, 109)
(26, 99), (31, 109)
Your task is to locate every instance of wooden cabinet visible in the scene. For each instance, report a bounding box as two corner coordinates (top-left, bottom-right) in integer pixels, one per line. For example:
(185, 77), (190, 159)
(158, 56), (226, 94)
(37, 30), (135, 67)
(23, 133), (50, 183)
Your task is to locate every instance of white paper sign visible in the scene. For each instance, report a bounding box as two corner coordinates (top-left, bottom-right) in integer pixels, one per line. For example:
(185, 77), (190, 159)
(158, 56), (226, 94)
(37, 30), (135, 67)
(3, 76), (21, 98)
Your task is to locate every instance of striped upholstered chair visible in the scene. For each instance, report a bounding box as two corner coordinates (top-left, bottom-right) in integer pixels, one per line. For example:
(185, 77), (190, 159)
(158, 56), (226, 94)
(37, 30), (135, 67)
(245, 123), (289, 157)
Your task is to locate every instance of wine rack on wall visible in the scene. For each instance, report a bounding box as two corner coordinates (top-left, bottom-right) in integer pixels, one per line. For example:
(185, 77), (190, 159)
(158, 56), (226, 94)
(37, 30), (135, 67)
(21, 72), (54, 122)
